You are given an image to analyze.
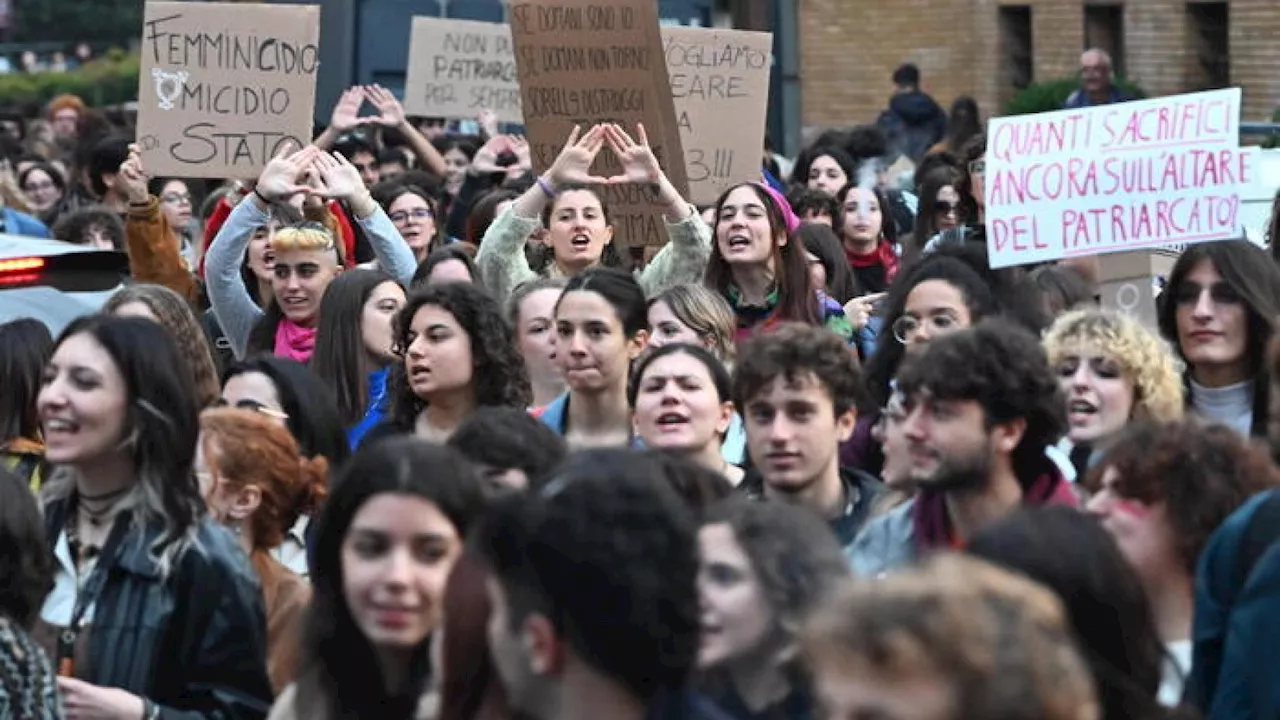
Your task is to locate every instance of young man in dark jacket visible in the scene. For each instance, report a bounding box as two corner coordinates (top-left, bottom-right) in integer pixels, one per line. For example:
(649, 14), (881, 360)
(881, 63), (947, 163)
(734, 323), (883, 552)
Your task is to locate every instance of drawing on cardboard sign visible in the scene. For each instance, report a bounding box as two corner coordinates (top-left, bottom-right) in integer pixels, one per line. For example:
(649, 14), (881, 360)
(136, 1), (321, 178)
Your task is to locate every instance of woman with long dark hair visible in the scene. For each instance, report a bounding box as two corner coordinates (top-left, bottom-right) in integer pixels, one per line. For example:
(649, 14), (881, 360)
(1156, 240), (1280, 437)
(34, 315), (272, 718)
(929, 95), (982, 157)
(704, 182), (851, 342)
(270, 438), (487, 719)
(969, 506), (1192, 719)
(537, 267), (647, 447)
(0, 319), (53, 490)
(311, 270), (406, 449)
(379, 282), (530, 443)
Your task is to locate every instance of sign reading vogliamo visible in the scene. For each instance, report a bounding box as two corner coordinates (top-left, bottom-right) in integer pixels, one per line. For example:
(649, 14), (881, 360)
(137, 2), (321, 178)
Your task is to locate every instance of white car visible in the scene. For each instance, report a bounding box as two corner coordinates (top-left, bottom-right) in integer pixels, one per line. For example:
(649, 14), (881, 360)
(0, 235), (128, 335)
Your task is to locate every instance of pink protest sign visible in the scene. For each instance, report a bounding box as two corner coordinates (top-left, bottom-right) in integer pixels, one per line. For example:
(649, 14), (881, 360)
(984, 88), (1260, 269)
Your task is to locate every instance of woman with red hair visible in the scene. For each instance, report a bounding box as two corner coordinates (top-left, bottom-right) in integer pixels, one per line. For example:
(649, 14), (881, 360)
(196, 407), (329, 692)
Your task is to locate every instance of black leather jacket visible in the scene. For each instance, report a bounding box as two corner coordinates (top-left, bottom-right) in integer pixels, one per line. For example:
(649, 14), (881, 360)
(44, 499), (273, 719)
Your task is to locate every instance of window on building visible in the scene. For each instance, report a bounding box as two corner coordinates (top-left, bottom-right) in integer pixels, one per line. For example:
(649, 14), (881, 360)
(1187, 2), (1229, 89)
(999, 5), (1033, 106)
(1084, 4), (1125, 77)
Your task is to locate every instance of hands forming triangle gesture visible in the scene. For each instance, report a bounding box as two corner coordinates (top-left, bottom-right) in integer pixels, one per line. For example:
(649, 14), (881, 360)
(546, 123), (663, 188)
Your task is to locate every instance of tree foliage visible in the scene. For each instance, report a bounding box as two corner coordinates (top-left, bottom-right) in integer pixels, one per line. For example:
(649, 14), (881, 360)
(1003, 77), (1147, 116)
(12, 0), (143, 44)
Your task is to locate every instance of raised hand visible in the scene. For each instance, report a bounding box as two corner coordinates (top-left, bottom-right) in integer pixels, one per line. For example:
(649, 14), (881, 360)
(256, 143), (320, 203)
(309, 151), (366, 201)
(329, 86), (367, 133)
(115, 144), (150, 205)
(545, 124), (608, 188)
(365, 84), (406, 128)
(472, 134), (511, 174)
(510, 135), (532, 171)
(602, 123), (662, 185)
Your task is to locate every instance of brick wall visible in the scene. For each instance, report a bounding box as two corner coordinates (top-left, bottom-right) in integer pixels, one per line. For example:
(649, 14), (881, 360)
(799, 0), (1280, 132)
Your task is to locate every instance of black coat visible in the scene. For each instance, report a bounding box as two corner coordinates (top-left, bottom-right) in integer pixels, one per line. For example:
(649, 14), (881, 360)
(44, 499), (274, 719)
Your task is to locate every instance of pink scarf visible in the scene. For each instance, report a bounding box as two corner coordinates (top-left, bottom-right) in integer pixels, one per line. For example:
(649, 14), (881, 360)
(274, 319), (316, 363)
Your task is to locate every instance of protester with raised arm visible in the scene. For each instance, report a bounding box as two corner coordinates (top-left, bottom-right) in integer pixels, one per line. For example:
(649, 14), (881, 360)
(313, 85), (447, 180)
(205, 144), (416, 361)
(476, 123), (711, 305)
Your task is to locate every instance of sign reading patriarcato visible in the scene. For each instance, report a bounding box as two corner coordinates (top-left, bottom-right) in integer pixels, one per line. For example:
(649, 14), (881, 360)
(404, 17), (522, 124)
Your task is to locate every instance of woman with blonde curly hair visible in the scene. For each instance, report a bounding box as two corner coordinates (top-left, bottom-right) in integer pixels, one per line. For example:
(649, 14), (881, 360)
(104, 283), (222, 409)
(196, 407), (329, 692)
(1043, 309), (1184, 475)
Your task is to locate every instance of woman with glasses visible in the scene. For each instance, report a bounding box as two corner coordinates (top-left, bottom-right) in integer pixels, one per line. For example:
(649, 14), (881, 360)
(148, 177), (199, 269)
(18, 162), (65, 226)
(373, 183), (443, 265)
(206, 145), (417, 362)
(849, 244), (1046, 475)
(220, 356), (349, 576)
(904, 165), (963, 266)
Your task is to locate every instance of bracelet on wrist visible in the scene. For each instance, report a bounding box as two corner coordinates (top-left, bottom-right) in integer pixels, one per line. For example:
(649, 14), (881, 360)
(536, 176), (557, 199)
(252, 187), (273, 206)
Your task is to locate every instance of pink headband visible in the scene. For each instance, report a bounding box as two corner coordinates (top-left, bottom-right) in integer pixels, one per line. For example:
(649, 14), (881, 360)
(756, 183), (801, 233)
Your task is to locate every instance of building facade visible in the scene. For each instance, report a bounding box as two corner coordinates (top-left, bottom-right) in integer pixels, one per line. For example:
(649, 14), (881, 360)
(798, 0), (1280, 132)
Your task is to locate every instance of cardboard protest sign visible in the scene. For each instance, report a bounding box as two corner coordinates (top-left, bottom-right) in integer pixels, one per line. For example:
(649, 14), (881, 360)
(1096, 249), (1179, 331)
(985, 88), (1259, 269)
(663, 27), (772, 205)
(509, 0), (688, 249)
(137, 2), (321, 178)
(404, 17), (522, 124)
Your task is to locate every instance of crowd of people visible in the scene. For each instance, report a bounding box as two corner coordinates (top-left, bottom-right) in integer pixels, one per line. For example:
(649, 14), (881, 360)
(1, 49), (1280, 719)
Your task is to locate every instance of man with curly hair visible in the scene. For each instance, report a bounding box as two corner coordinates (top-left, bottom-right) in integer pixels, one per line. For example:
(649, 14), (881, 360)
(733, 323), (883, 553)
(849, 319), (1075, 576)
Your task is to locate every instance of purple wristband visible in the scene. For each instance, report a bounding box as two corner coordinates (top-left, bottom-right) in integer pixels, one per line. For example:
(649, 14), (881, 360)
(536, 177), (557, 199)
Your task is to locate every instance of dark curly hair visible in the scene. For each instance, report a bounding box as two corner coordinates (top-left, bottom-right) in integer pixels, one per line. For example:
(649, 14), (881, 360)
(447, 407), (567, 491)
(0, 467), (52, 627)
(733, 322), (865, 418)
(389, 283), (531, 427)
(51, 205), (124, 250)
(470, 449), (699, 703)
(896, 319), (1066, 476)
(1086, 421), (1280, 576)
